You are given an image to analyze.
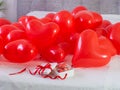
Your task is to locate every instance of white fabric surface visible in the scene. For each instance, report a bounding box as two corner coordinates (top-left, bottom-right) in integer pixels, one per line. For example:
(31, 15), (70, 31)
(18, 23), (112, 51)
(0, 11), (120, 90)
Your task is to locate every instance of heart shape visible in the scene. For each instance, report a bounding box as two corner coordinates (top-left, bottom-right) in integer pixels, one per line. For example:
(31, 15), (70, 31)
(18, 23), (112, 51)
(53, 10), (75, 42)
(98, 36), (116, 56)
(74, 10), (102, 33)
(108, 22), (120, 54)
(72, 29), (115, 67)
(26, 20), (60, 51)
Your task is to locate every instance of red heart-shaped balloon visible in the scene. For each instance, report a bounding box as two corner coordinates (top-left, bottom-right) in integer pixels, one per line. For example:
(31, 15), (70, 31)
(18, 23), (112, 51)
(74, 10), (102, 33)
(18, 16), (38, 28)
(72, 29), (114, 67)
(26, 19), (60, 51)
(98, 36), (116, 56)
(53, 10), (75, 42)
(108, 22), (120, 54)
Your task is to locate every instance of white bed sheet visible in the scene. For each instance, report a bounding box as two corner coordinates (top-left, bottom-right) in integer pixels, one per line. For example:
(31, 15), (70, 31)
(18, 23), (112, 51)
(0, 11), (120, 90)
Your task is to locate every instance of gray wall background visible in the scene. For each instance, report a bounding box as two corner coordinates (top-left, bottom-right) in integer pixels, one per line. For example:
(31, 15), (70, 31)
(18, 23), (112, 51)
(17, 0), (120, 18)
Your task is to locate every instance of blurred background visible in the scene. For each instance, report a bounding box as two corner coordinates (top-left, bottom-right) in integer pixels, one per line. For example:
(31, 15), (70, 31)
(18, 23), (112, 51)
(1, 0), (120, 21)
(17, 0), (120, 18)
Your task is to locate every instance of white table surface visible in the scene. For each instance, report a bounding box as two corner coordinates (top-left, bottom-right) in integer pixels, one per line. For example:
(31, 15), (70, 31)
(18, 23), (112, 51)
(1, 11), (120, 90)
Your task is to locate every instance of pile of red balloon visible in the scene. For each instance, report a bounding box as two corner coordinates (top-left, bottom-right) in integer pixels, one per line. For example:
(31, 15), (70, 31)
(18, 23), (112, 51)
(0, 6), (119, 68)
